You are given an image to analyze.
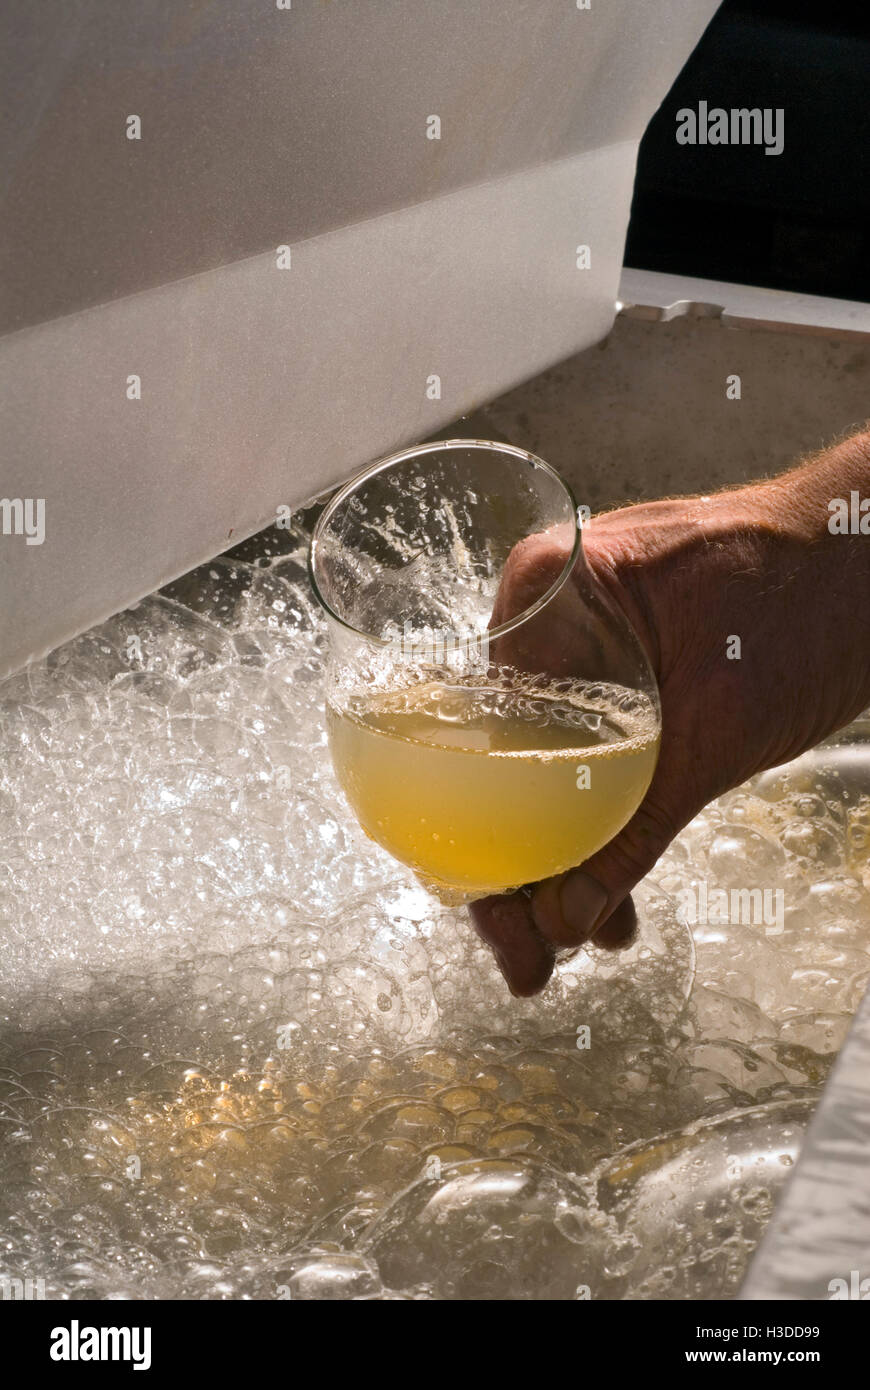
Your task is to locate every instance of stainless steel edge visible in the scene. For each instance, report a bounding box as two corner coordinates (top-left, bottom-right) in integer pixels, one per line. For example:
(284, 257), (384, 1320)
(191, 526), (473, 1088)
(740, 984), (870, 1300)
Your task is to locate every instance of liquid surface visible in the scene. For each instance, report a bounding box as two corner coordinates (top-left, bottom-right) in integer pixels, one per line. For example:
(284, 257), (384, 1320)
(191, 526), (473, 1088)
(328, 680), (659, 895)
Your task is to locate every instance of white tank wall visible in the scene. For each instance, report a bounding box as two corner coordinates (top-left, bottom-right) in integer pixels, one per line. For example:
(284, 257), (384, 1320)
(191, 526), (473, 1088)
(0, 0), (720, 679)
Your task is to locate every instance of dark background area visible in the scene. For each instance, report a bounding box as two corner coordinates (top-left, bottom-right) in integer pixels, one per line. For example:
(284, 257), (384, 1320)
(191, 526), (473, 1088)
(625, 0), (870, 302)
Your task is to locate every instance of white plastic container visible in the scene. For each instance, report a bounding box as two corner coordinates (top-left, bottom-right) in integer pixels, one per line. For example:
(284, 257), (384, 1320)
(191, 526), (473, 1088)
(0, 0), (720, 679)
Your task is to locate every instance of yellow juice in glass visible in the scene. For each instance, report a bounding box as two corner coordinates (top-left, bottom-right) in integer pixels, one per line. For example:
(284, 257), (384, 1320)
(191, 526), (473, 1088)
(327, 677), (659, 897)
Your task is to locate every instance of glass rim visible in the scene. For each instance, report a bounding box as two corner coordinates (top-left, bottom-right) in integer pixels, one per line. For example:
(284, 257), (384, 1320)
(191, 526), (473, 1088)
(307, 437), (582, 648)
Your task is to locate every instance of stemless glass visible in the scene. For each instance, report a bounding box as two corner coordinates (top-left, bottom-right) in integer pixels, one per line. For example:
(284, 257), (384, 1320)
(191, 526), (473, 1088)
(309, 439), (661, 903)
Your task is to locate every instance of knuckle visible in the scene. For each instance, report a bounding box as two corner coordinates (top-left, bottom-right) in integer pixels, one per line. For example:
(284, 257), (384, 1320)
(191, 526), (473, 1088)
(604, 798), (679, 881)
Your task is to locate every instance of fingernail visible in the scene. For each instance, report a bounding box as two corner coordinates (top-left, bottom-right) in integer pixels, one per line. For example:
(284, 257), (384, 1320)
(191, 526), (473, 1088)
(559, 871), (608, 939)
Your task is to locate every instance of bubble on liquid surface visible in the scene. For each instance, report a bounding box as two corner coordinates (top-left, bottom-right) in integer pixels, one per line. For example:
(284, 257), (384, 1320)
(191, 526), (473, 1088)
(364, 1159), (594, 1300)
(593, 1098), (812, 1299)
(0, 514), (868, 1299)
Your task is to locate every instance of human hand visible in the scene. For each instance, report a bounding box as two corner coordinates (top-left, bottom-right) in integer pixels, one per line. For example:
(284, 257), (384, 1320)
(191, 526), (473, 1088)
(471, 432), (870, 995)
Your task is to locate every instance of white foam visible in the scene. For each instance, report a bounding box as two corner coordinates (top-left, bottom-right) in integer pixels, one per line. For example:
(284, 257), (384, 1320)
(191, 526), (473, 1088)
(0, 514), (868, 1299)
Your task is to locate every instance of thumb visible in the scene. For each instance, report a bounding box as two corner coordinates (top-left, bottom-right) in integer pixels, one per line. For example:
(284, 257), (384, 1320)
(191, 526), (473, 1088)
(529, 796), (680, 949)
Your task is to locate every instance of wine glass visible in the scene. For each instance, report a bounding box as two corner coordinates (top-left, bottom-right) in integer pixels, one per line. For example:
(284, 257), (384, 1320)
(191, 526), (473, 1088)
(309, 439), (660, 904)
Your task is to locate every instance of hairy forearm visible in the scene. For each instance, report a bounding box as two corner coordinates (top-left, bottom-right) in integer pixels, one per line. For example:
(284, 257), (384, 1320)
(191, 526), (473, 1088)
(589, 429), (870, 770)
(763, 427), (870, 541)
(748, 430), (870, 717)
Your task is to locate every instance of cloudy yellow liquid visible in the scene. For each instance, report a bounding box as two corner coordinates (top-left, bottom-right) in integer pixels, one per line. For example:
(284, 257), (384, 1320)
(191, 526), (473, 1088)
(327, 679), (659, 897)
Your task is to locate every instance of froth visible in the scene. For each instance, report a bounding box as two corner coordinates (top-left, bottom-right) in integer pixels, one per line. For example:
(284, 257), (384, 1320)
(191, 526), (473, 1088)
(0, 512), (867, 1299)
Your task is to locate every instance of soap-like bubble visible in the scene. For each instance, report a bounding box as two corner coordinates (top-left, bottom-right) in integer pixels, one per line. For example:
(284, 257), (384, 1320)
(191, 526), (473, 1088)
(0, 515), (868, 1298)
(364, 1158), (594, 1300)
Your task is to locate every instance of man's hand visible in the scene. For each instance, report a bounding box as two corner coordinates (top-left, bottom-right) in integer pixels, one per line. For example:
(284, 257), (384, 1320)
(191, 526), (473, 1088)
(471, 432), (870, 995)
